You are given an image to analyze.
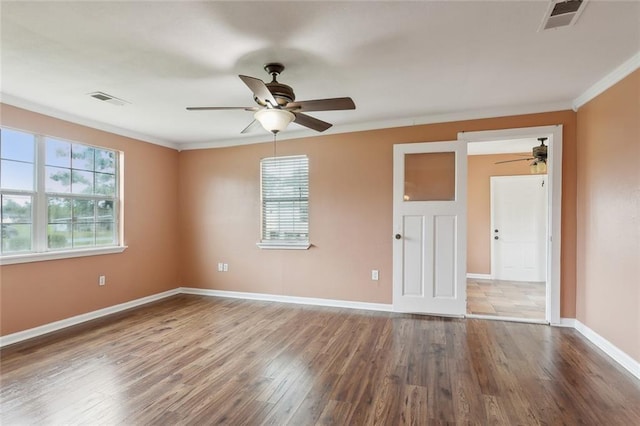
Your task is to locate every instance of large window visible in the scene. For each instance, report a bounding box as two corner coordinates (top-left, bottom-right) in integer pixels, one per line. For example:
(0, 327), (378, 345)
(0, 127), (121, 259)
(260, 155), (309, 248)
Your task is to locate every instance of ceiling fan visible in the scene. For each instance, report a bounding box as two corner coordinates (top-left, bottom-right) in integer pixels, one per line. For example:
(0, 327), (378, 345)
(186, 63), (356, 134)
(495, 137), (548, 173)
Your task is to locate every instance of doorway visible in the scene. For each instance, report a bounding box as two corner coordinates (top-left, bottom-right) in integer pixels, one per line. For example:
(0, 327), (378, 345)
(467, 174), (547, 321)
(459, 126), (562, 325)
(391, 126), (562, 324)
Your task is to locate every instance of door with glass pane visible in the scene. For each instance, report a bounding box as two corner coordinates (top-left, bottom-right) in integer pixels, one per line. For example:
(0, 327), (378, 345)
(392, 141), (467, 315)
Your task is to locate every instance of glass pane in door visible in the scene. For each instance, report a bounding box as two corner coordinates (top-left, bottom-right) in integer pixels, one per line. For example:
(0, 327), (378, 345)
(404, 152), (455, 201)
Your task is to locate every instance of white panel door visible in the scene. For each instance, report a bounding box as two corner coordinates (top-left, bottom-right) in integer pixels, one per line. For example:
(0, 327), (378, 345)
(491, 175), (547, 282)
(392, 141), (467, 315)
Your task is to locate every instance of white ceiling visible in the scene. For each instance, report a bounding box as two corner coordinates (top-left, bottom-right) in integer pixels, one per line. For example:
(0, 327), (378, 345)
(1, 1), (639, 150)
(467, 138), (539, 155)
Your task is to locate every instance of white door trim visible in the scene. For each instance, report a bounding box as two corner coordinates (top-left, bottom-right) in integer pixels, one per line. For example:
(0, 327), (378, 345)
(458, 125), (563, 325)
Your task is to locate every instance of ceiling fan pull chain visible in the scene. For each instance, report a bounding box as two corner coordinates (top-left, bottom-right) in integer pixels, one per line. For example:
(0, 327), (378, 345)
(273, 133), (277, 159)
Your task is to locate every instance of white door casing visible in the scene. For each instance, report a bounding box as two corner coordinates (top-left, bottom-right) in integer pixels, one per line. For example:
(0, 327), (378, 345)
(392, 141), (467, 316)
(491, 175), (548, 282)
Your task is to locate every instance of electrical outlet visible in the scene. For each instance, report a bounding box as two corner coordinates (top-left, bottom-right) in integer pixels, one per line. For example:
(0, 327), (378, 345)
(223, 263), (229, 272)
(99, 275), (106, 286)
(371, 270), (379, 281)
(217, 263), (224, 272)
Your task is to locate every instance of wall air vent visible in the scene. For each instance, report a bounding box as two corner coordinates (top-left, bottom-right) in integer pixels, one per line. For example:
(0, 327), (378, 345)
(88, 91), (130, 106)
(539, 0), (588, 31)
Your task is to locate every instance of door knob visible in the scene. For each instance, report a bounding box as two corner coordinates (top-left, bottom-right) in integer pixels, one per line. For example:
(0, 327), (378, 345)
(395, 234), (402, 240)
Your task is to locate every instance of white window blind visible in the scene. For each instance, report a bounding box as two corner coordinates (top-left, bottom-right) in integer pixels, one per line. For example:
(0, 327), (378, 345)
(260, 155), (309, 243)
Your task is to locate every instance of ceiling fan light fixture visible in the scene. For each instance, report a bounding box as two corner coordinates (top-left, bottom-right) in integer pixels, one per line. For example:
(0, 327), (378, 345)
(530, 159), (547, 174)
(537, 160), (547, 174)
(254, 108), (295, 134)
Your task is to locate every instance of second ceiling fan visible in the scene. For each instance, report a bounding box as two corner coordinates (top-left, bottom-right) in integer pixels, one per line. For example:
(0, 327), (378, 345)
(495, 137), (548, 173)
(187, 63), (355, 134)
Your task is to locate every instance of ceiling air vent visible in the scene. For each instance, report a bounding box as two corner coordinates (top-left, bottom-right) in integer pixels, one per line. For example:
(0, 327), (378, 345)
(88, 91), (130, 106)
(539, 0), (588, 31)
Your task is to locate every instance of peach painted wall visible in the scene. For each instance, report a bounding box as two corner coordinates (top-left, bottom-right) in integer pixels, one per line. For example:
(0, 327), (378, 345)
(576, 70), (640, 362)
(178, 110), (577, 317)
(0, 106), (580, 337)
(0, 104), (180, 336)
(467, 153), (534, 275)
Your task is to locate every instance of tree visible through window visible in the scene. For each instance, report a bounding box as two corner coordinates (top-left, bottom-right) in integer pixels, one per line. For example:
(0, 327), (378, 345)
(260, 155), (309, 244)
(44, 138), (117, 250)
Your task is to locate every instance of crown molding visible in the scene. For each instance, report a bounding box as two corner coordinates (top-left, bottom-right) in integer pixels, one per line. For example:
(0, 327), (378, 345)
(5, 47), (638, 151)
(572, 51), (640, 111)
(0, 94), (180, 151)
(1, 92), (574, 152)
(179, 100), (573, 150)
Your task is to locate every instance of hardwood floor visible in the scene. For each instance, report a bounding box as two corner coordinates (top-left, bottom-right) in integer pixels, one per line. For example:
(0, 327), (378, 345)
(2, 295), (639, 425)
(467, 279), (546, 320)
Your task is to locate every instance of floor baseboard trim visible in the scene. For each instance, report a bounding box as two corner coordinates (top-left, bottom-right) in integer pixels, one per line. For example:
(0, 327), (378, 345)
(573, 319), (640, 381)
(554, 317), (576, 328)
(0, 288), (180, 348)
(4, 288), (638, 382)
(466, 313), (548, 325)
(466, 273), (492, 280)
(180, 287), (394, 313)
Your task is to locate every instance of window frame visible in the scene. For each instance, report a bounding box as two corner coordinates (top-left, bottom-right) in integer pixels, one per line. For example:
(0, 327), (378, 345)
(257, 154), (310, 250)
(0, 127), (126, 265)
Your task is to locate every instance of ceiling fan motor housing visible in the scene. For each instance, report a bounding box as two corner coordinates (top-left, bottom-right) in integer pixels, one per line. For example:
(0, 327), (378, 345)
(253, 62), (295, 107)
(533, 144), (547, 160)
(265, 82), (295, 106)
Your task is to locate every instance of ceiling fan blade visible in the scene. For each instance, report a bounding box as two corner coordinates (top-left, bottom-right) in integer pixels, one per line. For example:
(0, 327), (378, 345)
(239, 75), (278, 107)
(240, 119), (260, 134)
(495, 157), (534, 164)
(186, 106), (258, 111)
(293, 113), (333, 132)
(286, 97), (355, 112)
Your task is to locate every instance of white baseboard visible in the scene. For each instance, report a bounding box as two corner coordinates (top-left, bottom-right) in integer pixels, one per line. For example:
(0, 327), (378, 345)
(0, 287), (390, 348)
(0, 288), (180, 348)
(554, 317), (576, 328)
(466, 313), (547, 325)
(180, 287), (393, 313)
(466, 273), (492, 280)
(3, 287), (638, 383)
(573, 320), (640, 381)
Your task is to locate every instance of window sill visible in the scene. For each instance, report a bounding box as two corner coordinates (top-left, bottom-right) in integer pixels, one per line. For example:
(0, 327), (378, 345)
(256, 241), (311, 250)
(0, 246), (128, 265)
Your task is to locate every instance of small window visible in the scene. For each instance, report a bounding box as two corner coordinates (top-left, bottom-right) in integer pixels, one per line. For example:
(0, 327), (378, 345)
(1, 127), (121, 258)
(259, 155), (309, 249)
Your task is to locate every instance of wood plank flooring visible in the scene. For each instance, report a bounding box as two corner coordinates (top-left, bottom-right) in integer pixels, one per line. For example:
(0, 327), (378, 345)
(467, 279), (546, 320)
(1, 295), (639, 425)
